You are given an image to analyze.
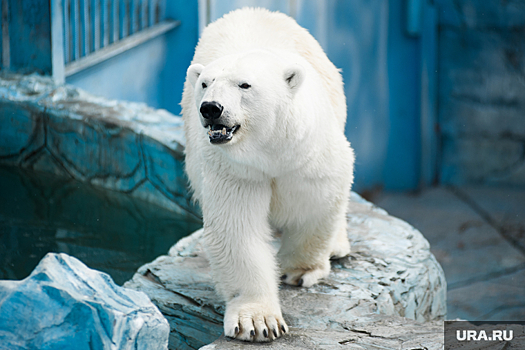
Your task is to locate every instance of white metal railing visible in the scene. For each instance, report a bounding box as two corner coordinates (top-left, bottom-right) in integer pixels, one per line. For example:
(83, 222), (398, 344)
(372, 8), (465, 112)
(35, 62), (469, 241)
(63, 0), (179, 76)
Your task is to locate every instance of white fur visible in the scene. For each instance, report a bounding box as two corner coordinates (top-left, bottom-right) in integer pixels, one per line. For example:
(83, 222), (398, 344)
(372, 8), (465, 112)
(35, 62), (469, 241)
(181, 8), (354, 342)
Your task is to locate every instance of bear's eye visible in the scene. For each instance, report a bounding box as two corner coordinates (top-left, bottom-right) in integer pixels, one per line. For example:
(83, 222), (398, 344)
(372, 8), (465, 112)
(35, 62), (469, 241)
(202, 82), (207, 89)
(239, 83), (251, 89)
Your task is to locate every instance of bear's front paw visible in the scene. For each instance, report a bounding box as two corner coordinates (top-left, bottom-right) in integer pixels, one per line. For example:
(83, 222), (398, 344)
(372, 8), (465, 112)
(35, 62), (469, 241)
(280, 260), (330, 287)
(224, 298), (288, 342)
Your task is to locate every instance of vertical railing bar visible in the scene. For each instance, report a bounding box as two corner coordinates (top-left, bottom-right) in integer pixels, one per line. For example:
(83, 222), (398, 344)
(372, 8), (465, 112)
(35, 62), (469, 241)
(142, 0), (150, 28)
(73, 0), (80, 60)
(159, 0), (165, 22)
(137, 0), (141, 32)
(64, 0), (177, 70)
(80, 0), (84, 55)
(129, 0), (134, 34)
(63, 0), (70, 63)
(140, 0), (146, 30)
(154, 0), (160, 24)
(78, 0), (86, 57)
(93, 0), (100, 51)
(120, 0), (129, 39)
(148, 0), (153, 26)
(82, 0), (90, 55)
(112, 0), (118, 43)
(102, 0), (109, 47)
(118, 0), (123, 39)
(70, 0), (74, 61)
(133, 0), (137, 33)
(135, 0), (141, 32)
(135, 0), (140, 31)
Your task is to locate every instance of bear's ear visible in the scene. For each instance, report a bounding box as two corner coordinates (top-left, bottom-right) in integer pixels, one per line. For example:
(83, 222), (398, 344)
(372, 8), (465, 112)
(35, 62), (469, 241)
(187, 64), (204, 88)
(284, 65), (304, 94)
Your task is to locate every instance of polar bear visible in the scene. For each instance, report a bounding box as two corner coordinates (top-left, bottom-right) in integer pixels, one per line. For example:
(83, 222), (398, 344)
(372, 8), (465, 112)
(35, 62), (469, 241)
(181, 8), (354, 342)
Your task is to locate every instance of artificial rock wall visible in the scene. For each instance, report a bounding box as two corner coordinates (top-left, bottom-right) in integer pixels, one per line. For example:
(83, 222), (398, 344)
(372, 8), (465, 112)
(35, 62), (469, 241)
(437, 0), (525, 186)
(0, 73), (199, 218)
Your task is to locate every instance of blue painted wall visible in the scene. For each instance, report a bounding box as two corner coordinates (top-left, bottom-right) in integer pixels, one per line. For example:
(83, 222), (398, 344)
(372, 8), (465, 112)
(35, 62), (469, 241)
(67, 35), (169, 109)
(384, 1), (422, 190)
(435, 0), (525, 187)
(5, 0), (53, 75)
(322, 0), (391, 192)
(206, 0), (436, 192)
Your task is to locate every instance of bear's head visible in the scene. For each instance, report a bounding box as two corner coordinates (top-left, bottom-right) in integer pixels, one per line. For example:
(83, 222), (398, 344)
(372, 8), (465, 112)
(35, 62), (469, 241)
(186, 50), (305, 146)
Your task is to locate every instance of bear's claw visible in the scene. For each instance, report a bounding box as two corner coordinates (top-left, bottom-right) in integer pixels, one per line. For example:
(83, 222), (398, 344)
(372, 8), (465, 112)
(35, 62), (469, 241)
(224, 300), (288, 342)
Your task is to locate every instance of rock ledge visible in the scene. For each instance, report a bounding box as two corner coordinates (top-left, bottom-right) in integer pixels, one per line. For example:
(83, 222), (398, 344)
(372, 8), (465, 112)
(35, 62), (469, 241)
(124, 192), (446, 349)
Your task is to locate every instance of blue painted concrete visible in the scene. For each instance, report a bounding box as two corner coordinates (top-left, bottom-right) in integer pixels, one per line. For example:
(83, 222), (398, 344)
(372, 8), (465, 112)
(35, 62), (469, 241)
(435, 0), (525, 187)
(0, 73), (199, 218)
(67, 35), (169, 110)
(161, 0), (199, 115)
(207, 0), (435, 192)
(6, 0), (53, 75)
(329, 0), (391, 192)
(384, 0), (422, 190)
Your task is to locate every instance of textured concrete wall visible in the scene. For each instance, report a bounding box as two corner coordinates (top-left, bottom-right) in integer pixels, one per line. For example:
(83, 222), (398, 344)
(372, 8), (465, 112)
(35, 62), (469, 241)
(437, 0), (525, 186)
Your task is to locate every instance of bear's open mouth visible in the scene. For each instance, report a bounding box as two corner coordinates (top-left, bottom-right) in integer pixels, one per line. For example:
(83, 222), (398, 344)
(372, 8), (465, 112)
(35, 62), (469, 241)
(207, 124), (240, 144)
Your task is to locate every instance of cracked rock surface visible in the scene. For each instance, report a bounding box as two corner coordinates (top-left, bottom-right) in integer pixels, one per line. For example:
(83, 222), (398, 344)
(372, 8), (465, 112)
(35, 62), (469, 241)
(0, 253), (169, 350)
(201, 317), (444, 350)
(124, 192), (446, 349)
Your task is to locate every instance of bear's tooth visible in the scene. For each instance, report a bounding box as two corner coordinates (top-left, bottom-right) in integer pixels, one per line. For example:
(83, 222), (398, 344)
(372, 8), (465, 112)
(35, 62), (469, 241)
(221, 127), (226, 135)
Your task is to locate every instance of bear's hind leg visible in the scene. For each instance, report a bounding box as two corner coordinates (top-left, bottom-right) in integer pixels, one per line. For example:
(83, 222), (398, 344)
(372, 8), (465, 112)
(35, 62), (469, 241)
(278, 195), (349, 287)
(330, 219), (351, 259)
(278, 221), (334, 287)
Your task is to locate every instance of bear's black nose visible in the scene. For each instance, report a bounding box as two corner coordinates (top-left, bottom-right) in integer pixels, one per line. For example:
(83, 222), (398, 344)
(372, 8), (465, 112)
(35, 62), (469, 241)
(200, 101), (223, 120)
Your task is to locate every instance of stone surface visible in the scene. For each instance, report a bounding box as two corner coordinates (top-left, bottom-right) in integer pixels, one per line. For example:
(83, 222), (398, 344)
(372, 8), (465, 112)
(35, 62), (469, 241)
(374, 188), (525, 286)
(0, 253), (169, 350)
(124, 192), (446, 350)
(201, 317), (444, 350)
(457, 187), (525, 252)
(374, 187), (525, 321)
(0, 73), (198, 218)
(447, 268), (525, 321)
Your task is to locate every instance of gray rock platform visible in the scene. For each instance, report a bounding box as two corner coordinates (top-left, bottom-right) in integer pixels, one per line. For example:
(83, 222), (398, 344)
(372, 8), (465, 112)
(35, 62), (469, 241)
(202, 317), (444, 350)
(0, 253), (169, 350)
(124, 192), (446, 350)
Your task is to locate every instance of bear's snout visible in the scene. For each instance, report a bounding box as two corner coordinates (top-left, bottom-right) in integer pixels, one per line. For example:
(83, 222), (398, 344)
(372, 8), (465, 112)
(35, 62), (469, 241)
(200, 101), (223, 120)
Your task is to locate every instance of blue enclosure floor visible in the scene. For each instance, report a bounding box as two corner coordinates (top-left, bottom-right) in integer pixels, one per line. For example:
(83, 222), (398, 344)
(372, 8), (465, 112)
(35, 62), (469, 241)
(374, 186), (525, 321)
